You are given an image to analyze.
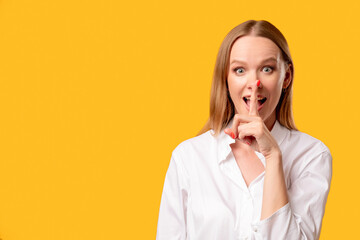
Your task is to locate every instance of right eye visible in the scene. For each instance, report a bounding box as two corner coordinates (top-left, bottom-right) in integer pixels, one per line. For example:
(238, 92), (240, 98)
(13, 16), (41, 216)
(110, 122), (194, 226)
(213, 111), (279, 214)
(234, 67), (245, 74)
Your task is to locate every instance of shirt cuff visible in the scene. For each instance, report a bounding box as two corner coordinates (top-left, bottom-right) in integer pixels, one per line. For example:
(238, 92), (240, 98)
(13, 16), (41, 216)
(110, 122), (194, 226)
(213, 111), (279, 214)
(252, 203), (300, 239)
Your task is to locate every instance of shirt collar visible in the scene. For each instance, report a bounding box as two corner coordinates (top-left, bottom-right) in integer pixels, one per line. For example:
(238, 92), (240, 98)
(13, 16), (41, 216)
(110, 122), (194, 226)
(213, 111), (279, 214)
(216, 119), (288, 164)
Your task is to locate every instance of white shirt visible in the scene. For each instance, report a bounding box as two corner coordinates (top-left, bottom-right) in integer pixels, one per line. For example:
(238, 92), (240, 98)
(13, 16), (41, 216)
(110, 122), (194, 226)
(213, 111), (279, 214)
(156, 121), (332, 240)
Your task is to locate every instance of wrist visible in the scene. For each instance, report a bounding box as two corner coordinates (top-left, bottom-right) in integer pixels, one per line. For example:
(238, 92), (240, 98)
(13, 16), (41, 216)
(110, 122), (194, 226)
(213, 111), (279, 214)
(264, 148), (282, 164)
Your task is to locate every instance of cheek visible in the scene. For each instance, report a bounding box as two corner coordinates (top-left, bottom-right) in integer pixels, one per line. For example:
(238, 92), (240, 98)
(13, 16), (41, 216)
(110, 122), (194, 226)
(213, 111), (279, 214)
(262, 76), (283, 105)
(227, 78), (245, 100)
(266, 83), (283, 109)
(263, 72), (284, 93)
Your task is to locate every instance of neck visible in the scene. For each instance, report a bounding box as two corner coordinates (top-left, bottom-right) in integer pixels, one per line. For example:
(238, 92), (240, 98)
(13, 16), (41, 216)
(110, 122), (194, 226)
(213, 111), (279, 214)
(264, 113), (276, 131)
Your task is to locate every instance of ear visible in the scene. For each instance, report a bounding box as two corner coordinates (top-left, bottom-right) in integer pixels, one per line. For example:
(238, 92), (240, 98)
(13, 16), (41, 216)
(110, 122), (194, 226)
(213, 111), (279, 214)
(282, 63), (292, 89)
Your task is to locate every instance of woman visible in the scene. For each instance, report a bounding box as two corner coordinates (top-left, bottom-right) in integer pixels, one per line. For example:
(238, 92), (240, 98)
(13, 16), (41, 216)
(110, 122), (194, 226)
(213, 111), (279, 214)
(156, 20), (332, 240)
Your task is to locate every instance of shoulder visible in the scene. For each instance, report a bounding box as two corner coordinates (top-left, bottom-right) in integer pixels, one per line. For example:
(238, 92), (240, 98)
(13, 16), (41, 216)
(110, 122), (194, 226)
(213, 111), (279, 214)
(280, 126), (332, 176)
(273, 121), (331, 159)
(169, 130), (224, 173)
(285, 128), (330, 155)
(172, 130), (216, 157)
(274, 121), (329, 155)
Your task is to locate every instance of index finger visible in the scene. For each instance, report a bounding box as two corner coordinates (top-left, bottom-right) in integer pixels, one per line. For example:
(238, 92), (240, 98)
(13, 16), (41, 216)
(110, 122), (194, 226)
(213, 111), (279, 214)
(249, 80), (260, 116)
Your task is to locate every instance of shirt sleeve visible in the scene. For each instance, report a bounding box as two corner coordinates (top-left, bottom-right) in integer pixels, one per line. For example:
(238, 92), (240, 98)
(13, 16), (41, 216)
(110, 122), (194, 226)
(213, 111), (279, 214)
(156, 152), (189, 240)
(252, 150), (332, 240)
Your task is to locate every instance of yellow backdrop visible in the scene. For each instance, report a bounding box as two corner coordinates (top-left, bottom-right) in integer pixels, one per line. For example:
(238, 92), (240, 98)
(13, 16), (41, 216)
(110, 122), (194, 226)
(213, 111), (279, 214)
(0, 0), (358, 239)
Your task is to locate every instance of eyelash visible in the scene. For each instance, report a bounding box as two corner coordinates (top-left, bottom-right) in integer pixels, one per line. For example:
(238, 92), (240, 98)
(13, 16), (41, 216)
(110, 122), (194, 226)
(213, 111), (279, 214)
(233, 67), (245, 74)
(262, 66), (274, 73)
(232, 66), (275, 74)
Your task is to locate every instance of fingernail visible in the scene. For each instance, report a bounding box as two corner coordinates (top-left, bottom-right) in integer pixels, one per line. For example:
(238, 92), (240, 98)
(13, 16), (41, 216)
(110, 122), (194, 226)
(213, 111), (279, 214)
(230, 132), (235, 139)
(256, 80), (261, 87)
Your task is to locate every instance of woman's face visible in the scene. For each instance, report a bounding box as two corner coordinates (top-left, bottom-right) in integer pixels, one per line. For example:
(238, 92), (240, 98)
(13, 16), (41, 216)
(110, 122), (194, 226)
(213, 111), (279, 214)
(227, 35), (291, 129)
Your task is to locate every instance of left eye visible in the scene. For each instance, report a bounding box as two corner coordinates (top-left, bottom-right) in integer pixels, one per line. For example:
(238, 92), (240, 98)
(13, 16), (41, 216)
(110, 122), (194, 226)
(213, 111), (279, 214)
(262, 67), (273, 73)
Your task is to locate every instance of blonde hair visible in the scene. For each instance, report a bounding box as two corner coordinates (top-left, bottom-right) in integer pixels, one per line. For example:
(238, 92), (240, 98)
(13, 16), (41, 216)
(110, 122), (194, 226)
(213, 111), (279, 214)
(198, 20), (297, 136)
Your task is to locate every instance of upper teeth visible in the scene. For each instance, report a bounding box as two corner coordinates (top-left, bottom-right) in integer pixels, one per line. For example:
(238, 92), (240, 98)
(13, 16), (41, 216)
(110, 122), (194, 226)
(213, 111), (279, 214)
(245, 97), (265, 100)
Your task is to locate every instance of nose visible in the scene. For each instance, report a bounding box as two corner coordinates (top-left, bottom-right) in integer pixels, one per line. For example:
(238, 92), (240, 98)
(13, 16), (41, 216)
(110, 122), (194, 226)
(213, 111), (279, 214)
(246, 74), (261, 89)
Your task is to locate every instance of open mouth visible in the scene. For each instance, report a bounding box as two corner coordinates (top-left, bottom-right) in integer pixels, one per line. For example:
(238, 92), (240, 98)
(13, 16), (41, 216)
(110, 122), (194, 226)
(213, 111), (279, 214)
(243, 96), (267, 108)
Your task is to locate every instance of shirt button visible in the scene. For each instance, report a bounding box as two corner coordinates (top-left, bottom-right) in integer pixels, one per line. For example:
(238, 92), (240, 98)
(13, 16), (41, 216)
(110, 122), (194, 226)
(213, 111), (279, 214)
(253, 226), (258, 232)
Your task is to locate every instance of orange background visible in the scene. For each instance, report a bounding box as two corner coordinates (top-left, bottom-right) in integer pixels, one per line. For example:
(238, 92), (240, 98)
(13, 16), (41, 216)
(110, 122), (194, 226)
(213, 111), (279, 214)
(0, 0), (359, 239)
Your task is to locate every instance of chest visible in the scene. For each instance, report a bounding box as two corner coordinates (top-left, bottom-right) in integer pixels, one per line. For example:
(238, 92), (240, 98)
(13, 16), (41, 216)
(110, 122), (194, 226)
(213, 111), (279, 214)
(230, 144), (265, 187)
(187, 155), (265, 239)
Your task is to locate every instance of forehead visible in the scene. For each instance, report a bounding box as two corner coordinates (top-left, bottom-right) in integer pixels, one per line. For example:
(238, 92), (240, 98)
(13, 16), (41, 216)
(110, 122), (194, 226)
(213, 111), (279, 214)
(229, 36), (281, 62)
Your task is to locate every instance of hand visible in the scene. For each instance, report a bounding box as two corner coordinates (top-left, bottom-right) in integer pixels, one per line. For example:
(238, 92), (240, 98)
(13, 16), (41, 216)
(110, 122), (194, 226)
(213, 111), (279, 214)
(224, 82), (281, 159)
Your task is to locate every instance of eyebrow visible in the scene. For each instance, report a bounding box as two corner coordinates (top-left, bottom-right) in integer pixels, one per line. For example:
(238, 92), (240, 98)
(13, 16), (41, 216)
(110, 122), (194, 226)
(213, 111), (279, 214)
(230, 57), (278, 65)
